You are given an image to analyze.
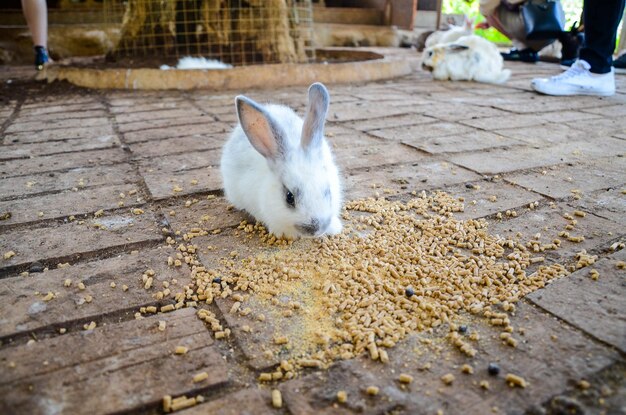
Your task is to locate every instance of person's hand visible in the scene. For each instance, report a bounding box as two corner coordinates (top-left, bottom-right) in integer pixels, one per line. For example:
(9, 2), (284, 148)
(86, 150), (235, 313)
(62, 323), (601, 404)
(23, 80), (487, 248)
(475, 22), (490, 29)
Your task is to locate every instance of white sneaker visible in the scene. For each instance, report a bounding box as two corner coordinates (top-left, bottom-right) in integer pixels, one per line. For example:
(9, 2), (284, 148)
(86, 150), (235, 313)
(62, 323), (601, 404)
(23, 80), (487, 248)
(531, 59), (615, 96)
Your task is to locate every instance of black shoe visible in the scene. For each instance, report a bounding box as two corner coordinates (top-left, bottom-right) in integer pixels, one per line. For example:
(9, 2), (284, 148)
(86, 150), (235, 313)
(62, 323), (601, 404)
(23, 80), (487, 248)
(614, 54), (626, 74)
(559, 22), (584, 66)
(501, 48), (538, 63)
(34, 46), (49, 71)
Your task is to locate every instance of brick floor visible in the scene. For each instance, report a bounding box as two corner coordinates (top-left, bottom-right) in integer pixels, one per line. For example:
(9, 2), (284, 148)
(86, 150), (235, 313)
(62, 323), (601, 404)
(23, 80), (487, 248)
(0, 59), (624, 415)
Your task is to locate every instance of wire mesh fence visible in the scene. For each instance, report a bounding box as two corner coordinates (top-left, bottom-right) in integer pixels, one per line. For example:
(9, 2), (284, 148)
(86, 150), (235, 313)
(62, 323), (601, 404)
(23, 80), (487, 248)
(103, 0), (315, 66)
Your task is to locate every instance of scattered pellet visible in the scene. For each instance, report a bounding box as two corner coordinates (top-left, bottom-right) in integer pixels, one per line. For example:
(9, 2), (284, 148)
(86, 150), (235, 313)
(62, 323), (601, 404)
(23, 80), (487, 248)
(441, 373), (455, 385)
(192, 372), (209, 383)
(366, 386), (379, 396)
(337, 390), (347, 403)
(399, 374), (413, 384)
(480, 380), (490, 390)
(158, 321), (167, 331)
(259, 373), (272, 382)
(274, 336), (288, 345)
(272, 389), (282, 408)
(505, 373), (527, 388)
(174, 346), (188, 355)
(461, 364), (474, 374)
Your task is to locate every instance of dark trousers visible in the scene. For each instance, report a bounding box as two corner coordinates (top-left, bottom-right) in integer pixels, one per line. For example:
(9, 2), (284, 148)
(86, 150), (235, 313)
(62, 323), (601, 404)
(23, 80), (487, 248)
(579, 0), (626, 73)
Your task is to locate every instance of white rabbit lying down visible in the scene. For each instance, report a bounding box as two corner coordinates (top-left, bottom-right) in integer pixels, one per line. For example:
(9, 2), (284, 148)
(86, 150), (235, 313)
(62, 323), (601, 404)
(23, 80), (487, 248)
(422, 35), (511, 84)
(425, 16), (474, 48)
(160, 57), (232, 70)
(220, 83), (343, 239)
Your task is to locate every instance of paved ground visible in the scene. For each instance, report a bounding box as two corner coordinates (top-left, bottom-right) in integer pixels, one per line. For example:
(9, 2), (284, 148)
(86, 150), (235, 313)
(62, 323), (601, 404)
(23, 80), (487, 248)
(0, 56), (625, 415)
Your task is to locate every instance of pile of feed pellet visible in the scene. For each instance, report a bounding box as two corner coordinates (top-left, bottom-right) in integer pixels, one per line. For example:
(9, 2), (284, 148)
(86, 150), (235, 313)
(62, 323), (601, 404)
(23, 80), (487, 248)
(171, 190), (574, 375)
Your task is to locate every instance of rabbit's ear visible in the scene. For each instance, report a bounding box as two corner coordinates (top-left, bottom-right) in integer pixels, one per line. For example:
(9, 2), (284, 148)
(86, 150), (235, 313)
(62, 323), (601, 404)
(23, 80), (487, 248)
(446, 44), (469, 53)
(301, 82), (330, 150)
(236, 95), (285, 159)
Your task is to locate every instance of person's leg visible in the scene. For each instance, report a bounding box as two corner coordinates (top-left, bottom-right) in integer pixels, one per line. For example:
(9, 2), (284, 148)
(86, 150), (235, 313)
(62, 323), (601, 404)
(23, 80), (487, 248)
(21, 0), (50, 70)
(21, 0), (48, 48)
(579, 0), (625, 73)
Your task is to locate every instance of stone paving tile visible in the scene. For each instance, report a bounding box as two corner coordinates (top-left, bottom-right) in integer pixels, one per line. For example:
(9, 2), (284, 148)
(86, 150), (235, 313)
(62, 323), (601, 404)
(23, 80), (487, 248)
(459, 113), (551, 131)
(106, 95), (186, 107)
(0, 211), (163, 273)
(177, 388), (272, 415)
(446, 180), (543, 221)
(4, 116), (111, 134)
(1, 124), (116, 145)
(0, 163), (139, 201)
(138, 149), (220, 175)
(0, 308), (198, 381)
(504, 157), (626, 199)
(572, 188), (626, 226)
(108, 99), (192, 114)
(0, 135), (120, 161)
(325, 126), (386, 149)
(19, 96), (98, 110)
(13, 109), (108, 124)
(164, 197), (244, 234)
(343, 161), (480, 200)
(0, 183), (144, 228)
(328, 101), (417, 122)
(448, 138), (626, 175)
(494, 123), (588, 145)
(488, 96), (618, 114)
(369, 122), (475, 142)
(580, 103), (626, 117)
(123, 121), (229, 143)
(278, 300), (620, 415)
(130, 134), (226, 158)
(403, 130), (524, 154)
(114, 107), (207, 124)
(341, 113), (437, 132)
(16, 102), (104, 117)
(0, 310), (227, 415)
(143, 167), (222, 200)
(0, 148), (128, 179)
(486, 203), (622, 263)
(565, 116), (626, 136)
(410, 102), (514, 122)
(527, 249), (626, 353)
(115, 115), (216, 134)
(0, 246), (186, 338)
(334, 143), (427, 171)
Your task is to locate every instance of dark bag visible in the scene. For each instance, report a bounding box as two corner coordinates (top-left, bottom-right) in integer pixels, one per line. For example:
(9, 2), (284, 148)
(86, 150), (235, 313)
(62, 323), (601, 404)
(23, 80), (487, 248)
(521, 0), (566, 40)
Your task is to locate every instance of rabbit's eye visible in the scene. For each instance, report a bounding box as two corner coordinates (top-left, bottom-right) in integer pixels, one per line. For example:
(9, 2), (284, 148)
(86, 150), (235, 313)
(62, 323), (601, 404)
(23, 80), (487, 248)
(285, 190), (295, 208)
(428, 51), (433, 57)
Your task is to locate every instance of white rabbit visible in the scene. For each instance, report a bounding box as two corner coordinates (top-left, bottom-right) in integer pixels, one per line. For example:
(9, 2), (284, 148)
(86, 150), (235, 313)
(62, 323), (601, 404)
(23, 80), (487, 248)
(160, 57), (232, 70)
(425, 16), (474, 48)
(421, 35), (511, 84)
(220, 83), (343, 239)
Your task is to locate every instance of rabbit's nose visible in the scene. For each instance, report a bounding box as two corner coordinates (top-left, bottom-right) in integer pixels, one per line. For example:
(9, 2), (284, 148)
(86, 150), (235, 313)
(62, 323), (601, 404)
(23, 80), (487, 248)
(297, 217), (330, 237)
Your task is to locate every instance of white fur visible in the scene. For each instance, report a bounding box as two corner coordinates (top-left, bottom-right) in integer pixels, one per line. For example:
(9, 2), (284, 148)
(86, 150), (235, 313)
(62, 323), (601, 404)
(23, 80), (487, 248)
(422, 35), (511, 84)
(425, 16), (474, 48)
(160, 57), (232, 70)
(220, 84), (343, 239)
